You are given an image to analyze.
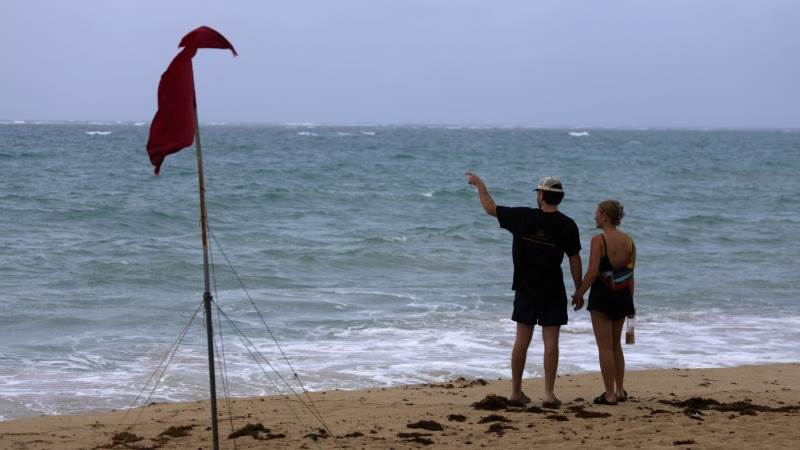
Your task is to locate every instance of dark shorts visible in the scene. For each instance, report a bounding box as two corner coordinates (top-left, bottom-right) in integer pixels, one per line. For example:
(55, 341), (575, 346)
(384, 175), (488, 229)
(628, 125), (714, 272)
(587, 282), (635, 321)
(511, 290), (568, 327)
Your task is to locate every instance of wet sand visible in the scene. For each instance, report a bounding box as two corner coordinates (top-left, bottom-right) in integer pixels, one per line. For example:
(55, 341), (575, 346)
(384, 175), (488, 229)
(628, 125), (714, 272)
(1, 363), (798, 449)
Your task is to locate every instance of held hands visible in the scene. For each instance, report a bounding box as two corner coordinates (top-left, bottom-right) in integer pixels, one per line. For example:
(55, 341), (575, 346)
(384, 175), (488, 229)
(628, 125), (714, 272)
(571, 292), (584, 311)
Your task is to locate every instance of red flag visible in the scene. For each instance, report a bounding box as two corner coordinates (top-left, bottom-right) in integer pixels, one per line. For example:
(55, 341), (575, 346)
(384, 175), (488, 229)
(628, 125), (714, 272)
(146, 26), (237, 174)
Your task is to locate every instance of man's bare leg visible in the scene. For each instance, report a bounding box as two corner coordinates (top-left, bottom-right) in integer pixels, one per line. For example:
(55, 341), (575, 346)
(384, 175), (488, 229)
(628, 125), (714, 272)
(511, 322), (534, 402)
(542, 325), (561, 405)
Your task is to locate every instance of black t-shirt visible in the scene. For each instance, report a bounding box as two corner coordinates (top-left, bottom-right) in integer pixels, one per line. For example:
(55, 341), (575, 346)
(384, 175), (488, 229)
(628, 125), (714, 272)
(496, 206), (581, 302)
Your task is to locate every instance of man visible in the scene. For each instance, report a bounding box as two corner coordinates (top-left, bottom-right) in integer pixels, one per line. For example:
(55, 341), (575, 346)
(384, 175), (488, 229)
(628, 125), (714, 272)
(466, 172), (583, 407)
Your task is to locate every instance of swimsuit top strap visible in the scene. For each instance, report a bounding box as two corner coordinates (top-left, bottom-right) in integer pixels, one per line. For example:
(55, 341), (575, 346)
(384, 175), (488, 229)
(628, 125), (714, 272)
(600, 233), (608, 257)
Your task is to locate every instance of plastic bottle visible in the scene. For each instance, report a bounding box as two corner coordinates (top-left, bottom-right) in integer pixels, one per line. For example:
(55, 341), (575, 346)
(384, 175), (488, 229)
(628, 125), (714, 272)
(625, 316), (636, 345)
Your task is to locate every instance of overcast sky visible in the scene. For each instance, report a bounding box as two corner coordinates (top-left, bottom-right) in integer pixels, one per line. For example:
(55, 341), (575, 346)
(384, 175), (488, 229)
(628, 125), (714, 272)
(2, 1), (798, 127)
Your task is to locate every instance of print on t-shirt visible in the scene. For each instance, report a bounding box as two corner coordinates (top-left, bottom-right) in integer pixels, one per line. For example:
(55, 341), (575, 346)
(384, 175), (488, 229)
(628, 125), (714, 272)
(496, 206), (581, 303)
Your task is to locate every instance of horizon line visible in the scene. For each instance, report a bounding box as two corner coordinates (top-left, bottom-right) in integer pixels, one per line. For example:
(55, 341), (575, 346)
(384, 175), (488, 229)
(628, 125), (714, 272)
(1, 118), (798, 131)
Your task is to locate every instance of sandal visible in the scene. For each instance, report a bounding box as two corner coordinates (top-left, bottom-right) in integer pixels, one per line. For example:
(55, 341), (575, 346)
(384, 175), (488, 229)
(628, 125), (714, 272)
(593, 393), (618, 406)
(507, 392), (531, 407)
(542, 398), (562, 409)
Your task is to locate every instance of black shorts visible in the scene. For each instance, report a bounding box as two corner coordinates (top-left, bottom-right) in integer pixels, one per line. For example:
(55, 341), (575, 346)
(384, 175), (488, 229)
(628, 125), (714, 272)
(587, 286), (635, 322)
(511, 290), (568, 327)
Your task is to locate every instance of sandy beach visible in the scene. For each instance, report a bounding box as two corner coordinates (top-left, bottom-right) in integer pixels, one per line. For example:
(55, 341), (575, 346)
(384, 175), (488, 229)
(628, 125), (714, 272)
(1, 363), (798, 449)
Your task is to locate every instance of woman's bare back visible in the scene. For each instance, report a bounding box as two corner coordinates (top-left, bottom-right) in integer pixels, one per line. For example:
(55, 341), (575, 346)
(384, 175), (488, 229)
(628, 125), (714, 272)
(602, 229), (632, 270)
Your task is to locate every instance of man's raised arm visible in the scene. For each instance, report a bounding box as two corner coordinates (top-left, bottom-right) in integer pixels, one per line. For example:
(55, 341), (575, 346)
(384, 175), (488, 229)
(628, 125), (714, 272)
(465, 172), (497, 217)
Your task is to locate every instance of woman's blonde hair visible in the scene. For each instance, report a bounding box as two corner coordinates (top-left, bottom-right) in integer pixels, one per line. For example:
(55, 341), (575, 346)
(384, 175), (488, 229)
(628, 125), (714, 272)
(598, 200), (625, 226)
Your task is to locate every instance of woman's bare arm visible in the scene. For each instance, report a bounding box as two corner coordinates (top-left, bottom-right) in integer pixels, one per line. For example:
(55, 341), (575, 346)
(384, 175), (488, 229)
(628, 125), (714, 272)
(575, 234), (603, 298)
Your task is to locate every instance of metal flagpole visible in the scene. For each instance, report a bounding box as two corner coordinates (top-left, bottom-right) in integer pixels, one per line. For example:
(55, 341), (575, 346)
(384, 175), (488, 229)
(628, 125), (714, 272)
(193, 105), (220, 450)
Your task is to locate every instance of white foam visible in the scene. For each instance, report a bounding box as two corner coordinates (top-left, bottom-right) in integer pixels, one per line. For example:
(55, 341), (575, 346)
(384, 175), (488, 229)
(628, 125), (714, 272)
(360, 131), (376, 136)
(325, 288), (419, 302)
(421, 191), (434, 197)
(133, 122), (145, 127)
(13, 120), (26, 124)
(85, 131), (111, 136)
(569, 131), (589, 137)
(3, 307), (799, 420)
(335, 132), (352, 136)
(296, 131), (318, 137)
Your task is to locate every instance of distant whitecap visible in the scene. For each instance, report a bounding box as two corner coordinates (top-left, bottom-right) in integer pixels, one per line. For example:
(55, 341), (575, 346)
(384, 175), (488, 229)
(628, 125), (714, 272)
(569, 131), (589, 137)
(421, 191), (434, 198)
(297, 131), (318, 137)
(361, 131), (376, 136)
(85, 131), (112, 135)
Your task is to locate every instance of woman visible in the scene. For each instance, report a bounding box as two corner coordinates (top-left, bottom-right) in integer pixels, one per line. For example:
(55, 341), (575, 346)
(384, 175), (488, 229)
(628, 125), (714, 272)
(573, 200), (636, 405)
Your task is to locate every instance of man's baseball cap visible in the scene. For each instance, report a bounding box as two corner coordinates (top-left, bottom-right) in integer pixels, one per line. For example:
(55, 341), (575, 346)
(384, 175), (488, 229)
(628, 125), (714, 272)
(533, 176), (564, 193)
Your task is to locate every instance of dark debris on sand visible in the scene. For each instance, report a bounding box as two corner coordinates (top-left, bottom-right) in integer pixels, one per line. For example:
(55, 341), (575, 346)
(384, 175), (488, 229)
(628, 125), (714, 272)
(566, 406), (612, 419)
(261, 432), (287, 440)
(658, 397), (719, 410)
(228, 423), (287, 440)
(407, 420), (444, 431)
(453, 376), (488, 386)
(674, 439), (697, 445)
(342, 431), (364, 438)
(159, 425), (194, 438)
(477, 414), (511, 424)
(398, 432), (433, 438)
(463, 378), (488, 387)
(523, 406), (548, 414)
(229, 423), (268, 439)
(546, 414), (570, 421)
(447, 414), (467, 422)
(658, 397), (800, 417)
(472, 394), (510, 411)
(111, 431), (143, 444)
(398, 432), (434, 446)
(486, 423), (518, 435)
(713, 401), (800, 415)
(429, 377), (488, 390)
(645, 407), (673, 415)
(304, 428), (330, 441)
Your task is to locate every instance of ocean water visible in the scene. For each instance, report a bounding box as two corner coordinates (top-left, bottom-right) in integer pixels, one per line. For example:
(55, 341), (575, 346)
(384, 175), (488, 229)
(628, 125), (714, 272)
(0, 122), (798, 420)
